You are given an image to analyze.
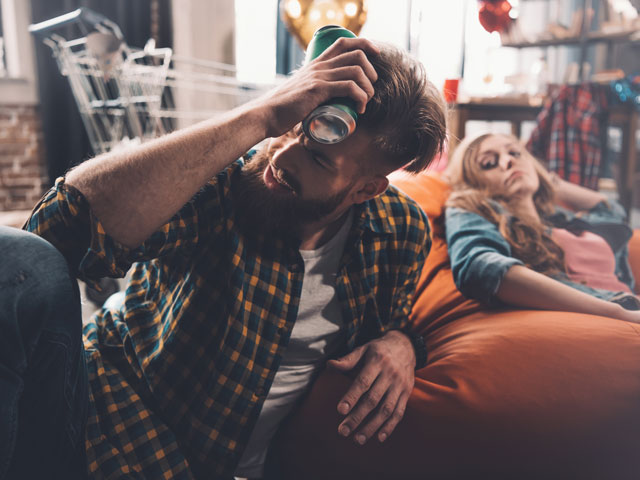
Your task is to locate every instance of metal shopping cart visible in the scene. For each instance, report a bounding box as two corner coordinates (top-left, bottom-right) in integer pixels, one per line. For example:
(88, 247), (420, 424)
(29, 8), (275, 156)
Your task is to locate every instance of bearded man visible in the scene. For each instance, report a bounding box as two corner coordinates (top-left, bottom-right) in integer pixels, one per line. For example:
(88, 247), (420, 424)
(1, 36), (446, 479)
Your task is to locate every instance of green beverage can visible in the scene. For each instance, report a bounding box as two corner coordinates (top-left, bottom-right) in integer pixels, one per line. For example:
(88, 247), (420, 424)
(302, 25), (359, 144)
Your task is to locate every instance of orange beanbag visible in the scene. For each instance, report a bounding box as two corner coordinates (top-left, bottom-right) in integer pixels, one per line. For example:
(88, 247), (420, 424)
(275, 172), (640, 479)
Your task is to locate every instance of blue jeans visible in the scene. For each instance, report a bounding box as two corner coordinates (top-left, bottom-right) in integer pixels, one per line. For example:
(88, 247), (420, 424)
(0, 227), (88, 479)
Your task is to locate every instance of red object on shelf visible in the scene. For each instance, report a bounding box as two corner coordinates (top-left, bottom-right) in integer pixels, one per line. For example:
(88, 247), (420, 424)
(478, 0), (512, 33)
(443, 78), (460, 103)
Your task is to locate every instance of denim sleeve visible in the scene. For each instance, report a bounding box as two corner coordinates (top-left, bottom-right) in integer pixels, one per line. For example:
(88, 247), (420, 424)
(585, 199), (627, 224)
(445, 207), (523, 304)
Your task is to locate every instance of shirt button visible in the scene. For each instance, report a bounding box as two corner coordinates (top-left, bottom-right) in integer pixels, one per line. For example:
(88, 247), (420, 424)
(290, 263), (301, 273)
(255, 387), (266, 397)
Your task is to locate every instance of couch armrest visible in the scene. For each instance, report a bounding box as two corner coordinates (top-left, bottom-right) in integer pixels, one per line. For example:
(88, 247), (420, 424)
(629, 230), (640, 295)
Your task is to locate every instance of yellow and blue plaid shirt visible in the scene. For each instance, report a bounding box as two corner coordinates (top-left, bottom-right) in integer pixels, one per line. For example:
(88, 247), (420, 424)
(25, 160), (431, 479)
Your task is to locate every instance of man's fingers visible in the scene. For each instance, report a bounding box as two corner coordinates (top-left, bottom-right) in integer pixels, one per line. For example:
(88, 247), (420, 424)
(308, 51), (377, 113)
(330, 80), (371, 114)
(332, 332), (416, 445)
(320, 49), (379, 85)
(305, 78), (370, 115)
(314, 36), (380, 66)
(350, 385), (402, 445)
(335, 355), (381, 414)
(260, 38), (378, 136)
(321, 65), (375, 101)
(337, 370), (386, 434)
(376, 391), (409, 443)
(327, 346), (365, 372)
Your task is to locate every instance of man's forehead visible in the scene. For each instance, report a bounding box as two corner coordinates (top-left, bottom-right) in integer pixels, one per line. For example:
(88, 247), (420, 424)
(337, 128), (381, 156)
(332, 131), (386, 171)
(275, 125), (384, 173)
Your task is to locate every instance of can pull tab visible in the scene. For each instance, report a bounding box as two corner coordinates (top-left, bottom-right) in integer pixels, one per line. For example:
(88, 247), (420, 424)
(302, 25), (358, 144)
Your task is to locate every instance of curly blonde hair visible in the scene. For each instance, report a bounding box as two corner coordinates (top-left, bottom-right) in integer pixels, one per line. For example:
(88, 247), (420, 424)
(445, 133), (566, 276)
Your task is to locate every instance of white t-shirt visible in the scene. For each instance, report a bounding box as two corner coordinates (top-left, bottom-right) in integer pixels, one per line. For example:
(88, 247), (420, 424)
(234, 210), (353, 478)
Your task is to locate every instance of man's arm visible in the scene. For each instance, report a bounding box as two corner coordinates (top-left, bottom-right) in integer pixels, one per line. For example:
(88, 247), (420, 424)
(66, 104), (264, 248)
(66, 38), (380, 248)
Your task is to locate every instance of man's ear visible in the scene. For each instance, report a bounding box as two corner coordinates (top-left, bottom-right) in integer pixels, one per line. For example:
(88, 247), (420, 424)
(351, 175), (389, 204)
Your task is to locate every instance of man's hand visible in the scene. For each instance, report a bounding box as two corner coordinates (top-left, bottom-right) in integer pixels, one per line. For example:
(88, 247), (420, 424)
(256, 37), (380, 139)
(327, 330), (415, 445)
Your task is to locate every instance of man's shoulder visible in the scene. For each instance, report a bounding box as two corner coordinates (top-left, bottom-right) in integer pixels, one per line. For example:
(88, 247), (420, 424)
(380, 184), (429, 224)
(209, 159), (244, 186)
(365, 185), (429, 239)
(195, 159), (244, 200)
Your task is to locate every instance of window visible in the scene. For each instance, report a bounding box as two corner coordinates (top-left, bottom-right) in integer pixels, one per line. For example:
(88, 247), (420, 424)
(0, 0), (38, 104)
(235, 0), (279, 83)
(232, 0), (562, 105)
(234, 0), (411, 83)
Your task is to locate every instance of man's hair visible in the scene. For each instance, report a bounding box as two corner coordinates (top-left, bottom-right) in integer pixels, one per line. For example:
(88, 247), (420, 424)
(360, 43), (447, 174)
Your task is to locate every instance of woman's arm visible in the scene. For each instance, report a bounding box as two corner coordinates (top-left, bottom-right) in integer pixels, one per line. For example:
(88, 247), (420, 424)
(498, 264), (640, 323)
(550, 173), (607, 212)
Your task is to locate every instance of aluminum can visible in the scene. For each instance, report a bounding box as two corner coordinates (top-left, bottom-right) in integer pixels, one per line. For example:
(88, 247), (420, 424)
(302, 25), (358, 144)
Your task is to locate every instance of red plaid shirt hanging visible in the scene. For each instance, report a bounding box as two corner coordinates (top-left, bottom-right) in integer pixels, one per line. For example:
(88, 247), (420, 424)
(527, 83), (609, 190)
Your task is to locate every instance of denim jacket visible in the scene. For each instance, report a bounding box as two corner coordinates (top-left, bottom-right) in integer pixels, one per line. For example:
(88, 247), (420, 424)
(445, 199), (635, 306)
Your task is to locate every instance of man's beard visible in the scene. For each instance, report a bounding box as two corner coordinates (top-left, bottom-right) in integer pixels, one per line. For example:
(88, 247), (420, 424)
(233, 149), (352, 238)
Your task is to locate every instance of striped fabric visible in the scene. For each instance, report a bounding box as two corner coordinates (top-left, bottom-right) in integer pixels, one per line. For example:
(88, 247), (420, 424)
(527, 83), (609, 190)
(24, 160), (430, 479)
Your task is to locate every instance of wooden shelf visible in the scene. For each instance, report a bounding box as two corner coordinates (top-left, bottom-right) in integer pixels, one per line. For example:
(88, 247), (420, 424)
(449, 100), (639, 213)
(502, 29), (639, 49)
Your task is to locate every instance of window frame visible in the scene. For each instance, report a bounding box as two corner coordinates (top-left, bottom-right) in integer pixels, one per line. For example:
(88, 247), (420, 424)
(0, 0), (38, 105)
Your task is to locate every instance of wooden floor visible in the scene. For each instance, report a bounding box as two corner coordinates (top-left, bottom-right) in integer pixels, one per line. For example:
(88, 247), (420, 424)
(0, 209), (31, 228)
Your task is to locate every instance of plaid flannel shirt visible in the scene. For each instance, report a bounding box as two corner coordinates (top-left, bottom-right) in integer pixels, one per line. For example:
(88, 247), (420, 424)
(526, 83), (609, 190)
(24, 160), (430, 479)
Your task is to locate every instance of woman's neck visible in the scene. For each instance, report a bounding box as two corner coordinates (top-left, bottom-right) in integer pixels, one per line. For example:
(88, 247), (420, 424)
(509, 195), (541, 223)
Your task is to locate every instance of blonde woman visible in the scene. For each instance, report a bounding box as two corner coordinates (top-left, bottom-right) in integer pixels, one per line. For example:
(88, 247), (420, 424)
(444, 133), (640, 323)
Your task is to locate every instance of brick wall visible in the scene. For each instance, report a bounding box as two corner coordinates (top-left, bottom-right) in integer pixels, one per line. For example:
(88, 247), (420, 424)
(0, 104), (48, 212)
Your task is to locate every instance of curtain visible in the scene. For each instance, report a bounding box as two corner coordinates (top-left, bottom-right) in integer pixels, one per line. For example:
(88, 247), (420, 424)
(275, 2), (304, 75)
(30, 0), (172, 184)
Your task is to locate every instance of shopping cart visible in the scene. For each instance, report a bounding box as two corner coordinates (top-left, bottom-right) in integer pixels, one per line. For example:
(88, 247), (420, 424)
(29, 8), (276, 156)
(29, 8), (278, 307)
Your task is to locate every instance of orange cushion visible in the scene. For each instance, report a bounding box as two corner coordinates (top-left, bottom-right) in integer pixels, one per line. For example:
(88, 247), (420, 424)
(277, 311), (640, 479)
(275, 172), (640, 478)
(389, 171), (485, 334)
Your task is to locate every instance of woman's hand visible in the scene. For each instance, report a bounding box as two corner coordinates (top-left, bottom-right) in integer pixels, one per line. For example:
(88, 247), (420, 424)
(616, 305), (640, 324)
(546, 171), (607, 211)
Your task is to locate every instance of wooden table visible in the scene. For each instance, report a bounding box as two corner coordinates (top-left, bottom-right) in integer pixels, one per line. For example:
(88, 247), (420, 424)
(448, 100), (542, 151)
(448, 100), (639, 213)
